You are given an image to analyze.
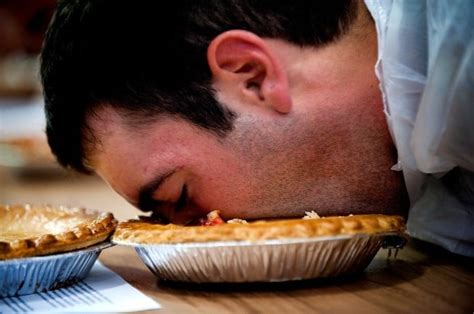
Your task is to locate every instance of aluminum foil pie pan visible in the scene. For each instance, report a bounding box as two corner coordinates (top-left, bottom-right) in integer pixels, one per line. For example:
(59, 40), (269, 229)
(0, 241), (112, 297)
(118, 233), (406, 283)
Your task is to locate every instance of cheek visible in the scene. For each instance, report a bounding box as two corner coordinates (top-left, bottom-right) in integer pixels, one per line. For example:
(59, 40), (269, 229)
(189, 155), (255, 215)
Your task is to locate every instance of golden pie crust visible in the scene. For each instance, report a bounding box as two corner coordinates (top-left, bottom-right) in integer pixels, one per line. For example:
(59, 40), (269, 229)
(0, 204), (117, 260)
(113, 214), (405, 244)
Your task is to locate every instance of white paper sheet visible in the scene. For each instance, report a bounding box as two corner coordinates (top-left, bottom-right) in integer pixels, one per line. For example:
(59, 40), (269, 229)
(0, 262), (161, 313)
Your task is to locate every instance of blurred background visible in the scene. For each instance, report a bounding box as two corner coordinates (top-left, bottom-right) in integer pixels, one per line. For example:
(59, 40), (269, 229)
(0, 0), (139, 220)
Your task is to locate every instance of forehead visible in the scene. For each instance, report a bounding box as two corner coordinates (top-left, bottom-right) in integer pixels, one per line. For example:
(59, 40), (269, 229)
(85, 106), (231, 200)
(87, 106), (194, 164)
(86, 107), (156, 169)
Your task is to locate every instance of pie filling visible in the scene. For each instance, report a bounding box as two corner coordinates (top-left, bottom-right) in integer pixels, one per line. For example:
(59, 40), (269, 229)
(190, 210), (320, 226)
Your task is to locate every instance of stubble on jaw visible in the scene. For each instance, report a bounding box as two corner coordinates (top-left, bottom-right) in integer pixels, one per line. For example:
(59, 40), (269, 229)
(225, 112), (348, 218)
(226, 106), (407, 219)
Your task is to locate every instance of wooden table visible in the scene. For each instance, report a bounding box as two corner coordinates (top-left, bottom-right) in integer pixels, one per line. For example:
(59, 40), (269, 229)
(1, 169), (473, 313)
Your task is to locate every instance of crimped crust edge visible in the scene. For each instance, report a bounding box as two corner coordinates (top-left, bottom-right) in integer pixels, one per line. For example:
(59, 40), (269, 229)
(112, 214), (405, 244)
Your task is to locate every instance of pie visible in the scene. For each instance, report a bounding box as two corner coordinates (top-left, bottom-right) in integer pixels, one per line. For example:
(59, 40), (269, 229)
(0, 137), (56, 168)
(0, 204), (117, 260)
(112, 210), (405, 244)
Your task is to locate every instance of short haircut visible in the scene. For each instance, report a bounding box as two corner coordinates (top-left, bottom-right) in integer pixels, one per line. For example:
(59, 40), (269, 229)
(41, 0), (358, 173)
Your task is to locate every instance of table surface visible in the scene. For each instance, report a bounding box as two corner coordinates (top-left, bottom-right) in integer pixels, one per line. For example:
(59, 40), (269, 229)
(1, 169), (473, 313)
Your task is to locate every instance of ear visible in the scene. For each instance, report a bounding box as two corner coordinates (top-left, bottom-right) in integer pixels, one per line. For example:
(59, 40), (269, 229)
(207, 30), (292, 114)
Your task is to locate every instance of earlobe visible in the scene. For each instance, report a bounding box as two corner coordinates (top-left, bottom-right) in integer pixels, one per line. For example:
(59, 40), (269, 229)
(207, 30), (292, 114)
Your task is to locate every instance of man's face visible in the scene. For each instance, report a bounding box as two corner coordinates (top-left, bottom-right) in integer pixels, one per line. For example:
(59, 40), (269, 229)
(88, 9), (407, 223)
(88, 109), (273, 224)
(90, 83), (404, 225)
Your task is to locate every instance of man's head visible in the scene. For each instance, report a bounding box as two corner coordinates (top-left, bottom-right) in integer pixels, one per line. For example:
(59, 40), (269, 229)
(41, 0), (407, 223)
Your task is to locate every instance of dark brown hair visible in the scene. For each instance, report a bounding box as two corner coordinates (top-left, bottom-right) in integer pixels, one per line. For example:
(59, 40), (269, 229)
(41, 0), (357, 173)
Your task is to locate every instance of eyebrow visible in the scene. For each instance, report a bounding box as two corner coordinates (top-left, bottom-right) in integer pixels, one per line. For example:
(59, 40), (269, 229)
(137, 169), (176, 212)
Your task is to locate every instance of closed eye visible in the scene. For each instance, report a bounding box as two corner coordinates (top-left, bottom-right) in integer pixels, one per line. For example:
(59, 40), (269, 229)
(175, 184), (188, 212)
(138, 170), (176, 212)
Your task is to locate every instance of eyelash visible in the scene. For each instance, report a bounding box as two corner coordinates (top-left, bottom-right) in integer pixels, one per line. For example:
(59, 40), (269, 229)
(175, 184), (188, 211)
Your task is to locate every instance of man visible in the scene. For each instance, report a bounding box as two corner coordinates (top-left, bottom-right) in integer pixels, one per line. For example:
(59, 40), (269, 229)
(40, 0), (473, 256)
